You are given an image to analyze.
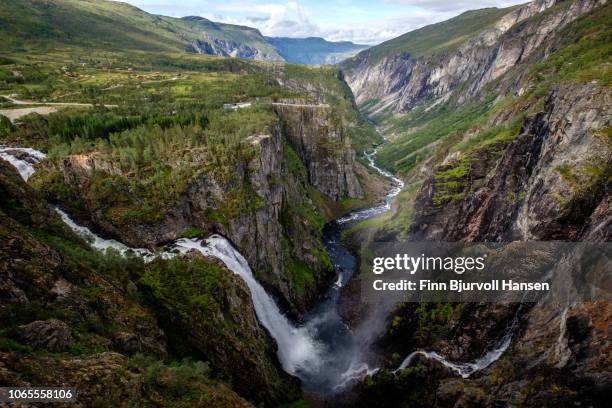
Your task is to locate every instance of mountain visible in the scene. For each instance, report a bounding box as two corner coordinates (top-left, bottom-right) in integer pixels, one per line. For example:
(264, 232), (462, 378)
(340, 0), (608, 173)
(265, 36), (369, 64)
(0, 0), (284, 61)
(338, 0), (611, 405)
(181, 16), (284, 61)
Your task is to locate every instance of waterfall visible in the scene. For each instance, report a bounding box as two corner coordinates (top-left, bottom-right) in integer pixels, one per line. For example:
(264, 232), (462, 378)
(394, 335), (512, 378)
(54, 207), (155, 261)
(0, 145), (515, 390)
(394, 305), (521, 377)
(0, 146), (321, 376)
(169, 237), (323, 374)
(0, 146), (47, 181)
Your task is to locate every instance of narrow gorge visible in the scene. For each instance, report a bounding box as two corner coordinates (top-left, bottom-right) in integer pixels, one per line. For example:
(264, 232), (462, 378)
(0, 0), (609, 407)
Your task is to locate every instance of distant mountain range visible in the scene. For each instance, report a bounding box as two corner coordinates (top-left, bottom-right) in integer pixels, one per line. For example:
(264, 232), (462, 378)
(0, 0), (368, 64)
(265, 37), (369, 64)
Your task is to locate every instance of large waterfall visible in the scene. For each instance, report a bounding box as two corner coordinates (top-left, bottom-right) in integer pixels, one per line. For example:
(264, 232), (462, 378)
(0, 146), (321, 376)
(170, 237), (323, 375)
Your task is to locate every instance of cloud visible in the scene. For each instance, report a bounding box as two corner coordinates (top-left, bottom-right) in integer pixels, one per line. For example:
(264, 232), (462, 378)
(119, 0), (528, 44)
(201, 1), (445, 44)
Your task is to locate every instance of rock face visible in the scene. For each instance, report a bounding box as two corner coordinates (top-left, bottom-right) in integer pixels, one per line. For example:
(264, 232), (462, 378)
(342, 0), (606, 115)
(16, 319), (75, 352)
(411, 82), (611, 242)
(43, 108), (365, 314)
(274, 104), (364, 200)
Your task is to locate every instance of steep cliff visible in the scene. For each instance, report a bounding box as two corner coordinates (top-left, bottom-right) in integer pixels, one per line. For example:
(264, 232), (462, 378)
(411, 82), (611, 242)
(32, 102), (372, 315)
(0, 159), (288, 406)
(342, 0), (605, 117)
(343, 1), (611, 406)
(273, 103), (364, 200)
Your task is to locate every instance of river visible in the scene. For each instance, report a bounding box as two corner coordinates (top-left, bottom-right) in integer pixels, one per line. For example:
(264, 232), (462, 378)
(0, 142), (513, 394)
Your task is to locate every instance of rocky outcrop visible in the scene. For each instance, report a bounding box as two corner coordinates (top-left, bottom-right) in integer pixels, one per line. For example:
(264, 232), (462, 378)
(342, 0), (606, 116)
(274, 103), (364, 200)
(15, 319), (75, 352)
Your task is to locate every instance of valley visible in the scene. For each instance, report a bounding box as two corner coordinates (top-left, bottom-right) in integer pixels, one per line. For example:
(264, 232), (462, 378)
(0, 0), (610, 407)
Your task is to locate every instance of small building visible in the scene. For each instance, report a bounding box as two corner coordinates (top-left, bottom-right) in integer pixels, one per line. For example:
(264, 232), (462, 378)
(223, 102), (252, 110)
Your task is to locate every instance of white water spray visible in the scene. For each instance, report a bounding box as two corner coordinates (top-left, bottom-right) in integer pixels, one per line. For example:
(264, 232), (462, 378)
(169, 237), (323, 374)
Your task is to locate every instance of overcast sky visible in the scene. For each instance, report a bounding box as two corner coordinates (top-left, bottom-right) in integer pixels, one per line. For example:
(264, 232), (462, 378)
(116, 0), (529, 45)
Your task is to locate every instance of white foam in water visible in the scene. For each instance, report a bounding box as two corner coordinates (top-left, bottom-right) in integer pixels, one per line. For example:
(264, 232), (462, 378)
(54, 207), (155, 260)
(394, 336), (512, 377)
(0, 146), (47, 181)
(394, 316), (516, 377)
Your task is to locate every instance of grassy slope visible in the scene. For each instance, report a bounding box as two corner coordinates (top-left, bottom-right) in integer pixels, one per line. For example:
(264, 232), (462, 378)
(0, 0), (283, 59)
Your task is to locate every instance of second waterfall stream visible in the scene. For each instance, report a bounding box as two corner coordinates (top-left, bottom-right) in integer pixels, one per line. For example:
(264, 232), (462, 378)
(1, 144), (513, 392)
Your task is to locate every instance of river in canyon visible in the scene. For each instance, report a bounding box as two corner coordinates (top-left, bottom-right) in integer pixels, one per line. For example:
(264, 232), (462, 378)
(1, 142), (513, 394)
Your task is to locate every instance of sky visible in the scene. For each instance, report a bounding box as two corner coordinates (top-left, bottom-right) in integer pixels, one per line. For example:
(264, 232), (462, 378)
(116, 0), (529, 45)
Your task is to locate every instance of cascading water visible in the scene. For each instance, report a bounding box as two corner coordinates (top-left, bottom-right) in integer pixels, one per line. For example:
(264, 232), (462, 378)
(1, 144), (516, 393)
(55, 207), (156, 260)
(0, 146), (47, 181)
(0, 146), (322, 376)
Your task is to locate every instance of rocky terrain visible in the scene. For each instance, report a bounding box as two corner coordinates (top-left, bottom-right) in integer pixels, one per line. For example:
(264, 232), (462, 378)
(342, 0), (606, 116)
(411, 82), (611, 242)
(0, 159), (293, 406)
(337, 1), (611, 406)
(0, 0), (609, 406)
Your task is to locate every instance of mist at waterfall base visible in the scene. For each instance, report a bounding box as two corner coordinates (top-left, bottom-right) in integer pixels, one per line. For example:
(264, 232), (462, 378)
(1, 146), (516, 395)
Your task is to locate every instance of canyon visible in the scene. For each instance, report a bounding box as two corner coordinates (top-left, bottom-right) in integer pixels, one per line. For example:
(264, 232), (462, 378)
(0, 0), (610, 407)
